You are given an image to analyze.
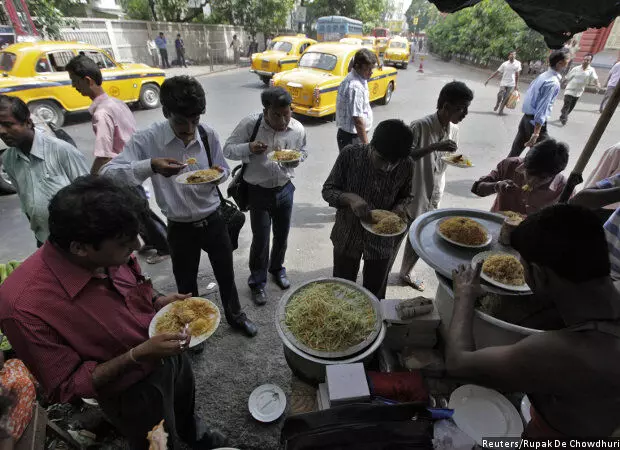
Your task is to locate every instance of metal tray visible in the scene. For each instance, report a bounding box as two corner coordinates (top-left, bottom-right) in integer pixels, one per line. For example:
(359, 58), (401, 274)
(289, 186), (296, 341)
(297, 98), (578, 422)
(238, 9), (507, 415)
(410, 208), (531, 296)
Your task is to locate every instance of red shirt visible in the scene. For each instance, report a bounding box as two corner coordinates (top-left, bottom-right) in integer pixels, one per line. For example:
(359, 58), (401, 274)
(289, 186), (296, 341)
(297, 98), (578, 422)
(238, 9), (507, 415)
(471, 157), (567, 215)
(0, 242), (156, 403)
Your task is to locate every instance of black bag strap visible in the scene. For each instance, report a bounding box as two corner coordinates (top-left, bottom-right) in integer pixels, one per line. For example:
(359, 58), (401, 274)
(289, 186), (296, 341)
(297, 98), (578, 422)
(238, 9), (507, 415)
(236, 113), (263, 176)
(198, 124), (226, 204)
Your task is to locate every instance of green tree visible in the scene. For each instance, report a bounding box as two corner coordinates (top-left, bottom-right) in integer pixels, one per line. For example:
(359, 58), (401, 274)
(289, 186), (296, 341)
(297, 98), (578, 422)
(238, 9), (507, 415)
(26, 0), (78, 38)
(427, 0), (547, 63)
(404, 0), (440, 33)
(119, 0), (153, 20)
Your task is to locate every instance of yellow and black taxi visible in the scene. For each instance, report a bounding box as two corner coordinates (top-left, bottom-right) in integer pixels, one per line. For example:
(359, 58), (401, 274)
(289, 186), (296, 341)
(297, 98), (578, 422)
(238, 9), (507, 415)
(250, 35), (317, 85)
(375, 37), (389, 57)
(0, 41), (165, 127)
(361, 36), (377, 51)
(271, 43), (397, 118)
(384, 36), (411, 69)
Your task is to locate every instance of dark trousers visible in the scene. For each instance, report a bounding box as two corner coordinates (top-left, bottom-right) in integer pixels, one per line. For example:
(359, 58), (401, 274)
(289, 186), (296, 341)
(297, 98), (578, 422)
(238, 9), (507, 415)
(248, 182), (294, 289)
(509, 114), (549, 158)
(600, 86), (616, 112)
(136, 186), (169, 255)
(176, 48), (187, 67)
(159, 48), (170, 68)
(560, 94), (579, 122)
(167, 212), (242, 324)
(99, 354), (207, 450)
(336, 128), (359, 152)
(496, 86), (514, 111)
(333, 249), (391, 300)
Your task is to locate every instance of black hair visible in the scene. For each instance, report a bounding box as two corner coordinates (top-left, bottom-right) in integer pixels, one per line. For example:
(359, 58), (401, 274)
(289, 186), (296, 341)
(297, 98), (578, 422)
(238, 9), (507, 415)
(511, 204), (610, 283)
(353, 48), (377, 68)
(0, 95), (30, 123)
(66, 55), (103, 85)
(371, 119), (413, 162)
(159, 32), (164, 35)
(437, 81), (474, 109)
(584, 53), (594, 59)
(48, 176), (148, 251)
(160, 76), (206, 117)
(261, 87), (292, 109)
(549, 48), (569, 69)
(524, 138), (569, 177)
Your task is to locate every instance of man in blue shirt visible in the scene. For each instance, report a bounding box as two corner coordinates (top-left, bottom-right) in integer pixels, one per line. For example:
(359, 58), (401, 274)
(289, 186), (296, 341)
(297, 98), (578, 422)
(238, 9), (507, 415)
(155, 32), (170, 69)
(508, 49), (570, 157)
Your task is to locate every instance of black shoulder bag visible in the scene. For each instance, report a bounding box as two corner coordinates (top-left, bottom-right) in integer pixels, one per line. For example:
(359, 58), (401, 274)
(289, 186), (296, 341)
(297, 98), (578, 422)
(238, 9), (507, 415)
(226, 114), (263, 212)
(198, 125), (246, 251)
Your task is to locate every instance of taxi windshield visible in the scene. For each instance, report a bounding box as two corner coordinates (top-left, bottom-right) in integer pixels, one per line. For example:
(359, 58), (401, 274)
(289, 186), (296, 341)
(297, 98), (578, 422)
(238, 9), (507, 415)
(298, 52), (337, 71)
(362, 39), (374, 45)
(0, 52), (16, 72)
(389, 42), (407, 49)
(270, 41), (293, 53)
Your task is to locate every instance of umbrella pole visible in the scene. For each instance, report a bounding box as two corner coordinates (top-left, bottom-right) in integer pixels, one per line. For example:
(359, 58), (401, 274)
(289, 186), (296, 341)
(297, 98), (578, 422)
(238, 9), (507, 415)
(559, 84), (620, 203)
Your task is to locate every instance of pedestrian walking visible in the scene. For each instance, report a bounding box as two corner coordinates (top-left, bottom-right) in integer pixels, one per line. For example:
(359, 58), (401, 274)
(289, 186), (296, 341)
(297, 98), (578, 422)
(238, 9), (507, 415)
(67, 54), (171, 265)
(0, 95), (88, 247)
(600, 59), (620, 113)
(396, 81), (473, 292)
(335, 48), (376, 151)
(100, 76), (257, 338)
(559, 53), (600, 125)
(508, 48), (569, 158)
(223, 88), (307, 305)
(230, 34), (241, 65)
(484, 51), (521, 115)
(322, 119), (414, 299)
(147, 36), (159, 67)
(155, 32), (170, 69)
(175, 33), (187, 68)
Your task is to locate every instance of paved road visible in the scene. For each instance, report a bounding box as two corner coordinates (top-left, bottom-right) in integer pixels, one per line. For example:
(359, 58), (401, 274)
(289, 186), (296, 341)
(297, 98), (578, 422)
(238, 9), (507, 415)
(0, 56), (618, 448)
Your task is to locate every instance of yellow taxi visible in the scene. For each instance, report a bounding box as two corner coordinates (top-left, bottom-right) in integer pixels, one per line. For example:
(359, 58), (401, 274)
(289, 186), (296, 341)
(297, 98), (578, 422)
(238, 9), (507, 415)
(339, 37), (363, 45)
(384, 36), (411, 69)
(375, 37), (389, 56)
(0, 41), (165, 127)
(250, 35), (317, 85)
(361, 36), (377, 51)
(271, 43), (397, 118)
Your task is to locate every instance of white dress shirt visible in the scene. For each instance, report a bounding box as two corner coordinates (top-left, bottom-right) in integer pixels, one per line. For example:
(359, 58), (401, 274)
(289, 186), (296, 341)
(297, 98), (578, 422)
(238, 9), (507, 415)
(3, 129), (88, 242)
(336, 70), (373, 134)
(223, 113), (307, 188)
(100, 121), (230, 223)
(497, 60), (522, 87)
(565, 65), (599, 98)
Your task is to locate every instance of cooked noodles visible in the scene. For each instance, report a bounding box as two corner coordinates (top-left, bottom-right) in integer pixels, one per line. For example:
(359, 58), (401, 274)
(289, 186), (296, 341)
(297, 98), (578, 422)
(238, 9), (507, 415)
(482, 254), (525, 286)
(272, 150), (301, 161)
(155, 298), (219, 337)
(439, 217), (488, 245)
(372, 215), (405, 234)
(186, 168), (220, 184)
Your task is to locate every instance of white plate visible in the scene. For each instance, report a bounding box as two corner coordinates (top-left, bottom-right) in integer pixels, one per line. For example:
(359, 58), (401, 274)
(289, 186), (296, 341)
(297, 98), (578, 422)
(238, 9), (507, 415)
(248, 384), (286, 423)
(441, 154), (475, 168)
(82, 398), (99, 407)
(175, 168), (224, 185)
(148, 297), (221, 348)
(361, 210), (407, 238)
(449, 384), (523, 445)
(472, 251), (531, 293)
(435, 217), (493, 249)
(521, 395), (532, 423)
(267, 150), (303, 164)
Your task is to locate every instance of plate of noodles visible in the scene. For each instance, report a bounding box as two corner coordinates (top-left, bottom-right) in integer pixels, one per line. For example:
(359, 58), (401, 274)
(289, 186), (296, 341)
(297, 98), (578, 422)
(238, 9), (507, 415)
(472, 251), (530, 292)
(267, 149), (303, 164)
(441, 154), (474, 168)
(436, 216), (492, 248)
(361, 210), (407, 237)
(149, 297), (221, 347)
(175, 167), (224, 185)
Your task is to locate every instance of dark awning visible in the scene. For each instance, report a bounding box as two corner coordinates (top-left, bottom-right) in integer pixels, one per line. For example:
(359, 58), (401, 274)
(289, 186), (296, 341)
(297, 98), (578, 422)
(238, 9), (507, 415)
(428, 0), (620, 48)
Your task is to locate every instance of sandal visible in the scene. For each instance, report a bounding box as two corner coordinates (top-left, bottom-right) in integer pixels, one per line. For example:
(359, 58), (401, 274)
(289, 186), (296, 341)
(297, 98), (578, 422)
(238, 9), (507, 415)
(401, 274), (425, 292)
(146, 254), (171, 265)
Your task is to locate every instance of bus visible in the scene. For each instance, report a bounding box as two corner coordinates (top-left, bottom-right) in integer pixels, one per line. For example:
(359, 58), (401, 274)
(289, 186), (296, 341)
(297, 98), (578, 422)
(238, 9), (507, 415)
(371, 27), (391, 39)
(316, 16), (363, 42)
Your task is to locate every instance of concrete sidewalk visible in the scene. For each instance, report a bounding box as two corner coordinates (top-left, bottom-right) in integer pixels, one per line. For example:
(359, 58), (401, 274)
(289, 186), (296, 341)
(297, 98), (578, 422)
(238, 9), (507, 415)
(162, 58), (251, 78)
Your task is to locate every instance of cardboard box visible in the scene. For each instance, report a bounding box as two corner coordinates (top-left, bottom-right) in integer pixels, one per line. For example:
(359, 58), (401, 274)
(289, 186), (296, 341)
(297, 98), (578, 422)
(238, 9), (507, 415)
(326, 363), (370, 405)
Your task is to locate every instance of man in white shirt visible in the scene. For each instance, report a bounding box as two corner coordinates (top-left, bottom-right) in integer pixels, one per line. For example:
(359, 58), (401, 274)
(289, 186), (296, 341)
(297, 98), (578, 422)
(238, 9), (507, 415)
(335, 48), (376, 151)
(600, 58), (620, 113)
(484, 51), (521, 115)
(0, 95), (88, 246)
(224, 88), (306, 305)
(560, 53), (600, 125)
(101, 76), (257, 337)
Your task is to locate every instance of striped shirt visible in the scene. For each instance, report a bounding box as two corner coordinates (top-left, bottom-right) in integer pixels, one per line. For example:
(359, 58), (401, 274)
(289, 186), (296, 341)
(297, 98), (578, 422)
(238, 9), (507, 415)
(336, 70), (373, 134)
(599, 174), (620, 280)
(100, 121), (230, 222)
(3, 129), (88, 242)
(322, 144), (413, 260)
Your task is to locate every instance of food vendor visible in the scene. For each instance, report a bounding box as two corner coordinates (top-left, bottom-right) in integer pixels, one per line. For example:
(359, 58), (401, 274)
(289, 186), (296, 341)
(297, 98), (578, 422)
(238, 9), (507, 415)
(447, 204), (620, 437)
(0, 176), (227, 449)
(471, 138), (568, 215)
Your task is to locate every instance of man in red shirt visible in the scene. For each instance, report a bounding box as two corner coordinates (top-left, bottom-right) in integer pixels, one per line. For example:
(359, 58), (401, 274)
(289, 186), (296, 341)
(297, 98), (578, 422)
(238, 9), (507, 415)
(0, 176), (226, 449)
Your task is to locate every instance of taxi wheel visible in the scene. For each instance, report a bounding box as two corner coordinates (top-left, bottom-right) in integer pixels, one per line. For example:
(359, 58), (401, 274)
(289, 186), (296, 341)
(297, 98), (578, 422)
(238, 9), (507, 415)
(378, 82), (394, 106)
(28, 101), (65, 128)
(403, 63), (409, 70)
(139, 84), (161, 109)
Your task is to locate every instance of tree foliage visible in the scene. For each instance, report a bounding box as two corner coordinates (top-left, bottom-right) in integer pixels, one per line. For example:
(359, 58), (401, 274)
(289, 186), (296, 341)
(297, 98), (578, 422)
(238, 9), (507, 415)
(209, 0), (294, 36)
(26, 0), (78, 38)
(404, 0), (441, 33)
(305, 0), (388, 33)
(426, 0), (548, 63)
(119, 0), (153, 20)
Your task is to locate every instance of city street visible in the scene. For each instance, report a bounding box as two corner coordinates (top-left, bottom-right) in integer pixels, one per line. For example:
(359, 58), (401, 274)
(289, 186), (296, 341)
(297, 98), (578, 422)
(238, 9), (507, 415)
(1, 56), (618, 448)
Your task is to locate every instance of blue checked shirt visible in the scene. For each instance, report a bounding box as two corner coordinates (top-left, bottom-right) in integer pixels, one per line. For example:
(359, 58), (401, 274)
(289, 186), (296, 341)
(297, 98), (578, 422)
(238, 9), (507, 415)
(522, 69), (562, 126)
(598, 174), (620, 280)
